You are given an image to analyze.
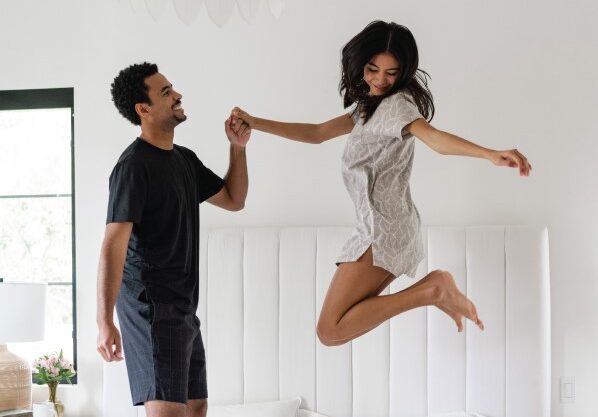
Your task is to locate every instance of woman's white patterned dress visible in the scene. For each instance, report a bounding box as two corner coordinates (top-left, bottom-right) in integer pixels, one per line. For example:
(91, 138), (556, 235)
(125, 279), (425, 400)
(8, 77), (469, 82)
(336, 91), (424, 278)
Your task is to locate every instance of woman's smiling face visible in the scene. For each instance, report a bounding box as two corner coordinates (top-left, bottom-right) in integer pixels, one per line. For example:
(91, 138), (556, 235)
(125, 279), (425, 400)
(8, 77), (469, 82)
(363, 52), (399, 96)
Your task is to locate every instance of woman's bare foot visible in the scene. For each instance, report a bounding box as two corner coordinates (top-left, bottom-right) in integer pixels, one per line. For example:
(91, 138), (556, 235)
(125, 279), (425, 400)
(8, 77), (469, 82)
(415, 270), (484, 331)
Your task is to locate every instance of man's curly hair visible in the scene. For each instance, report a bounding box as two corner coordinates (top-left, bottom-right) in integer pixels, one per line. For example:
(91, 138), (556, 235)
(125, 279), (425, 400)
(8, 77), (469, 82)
(110, 62), (158, 125)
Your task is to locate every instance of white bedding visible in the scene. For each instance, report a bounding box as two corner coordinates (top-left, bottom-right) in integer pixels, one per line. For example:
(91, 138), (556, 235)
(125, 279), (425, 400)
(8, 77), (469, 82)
(207, 398), (301, 417)
(297, 410), (488, 417)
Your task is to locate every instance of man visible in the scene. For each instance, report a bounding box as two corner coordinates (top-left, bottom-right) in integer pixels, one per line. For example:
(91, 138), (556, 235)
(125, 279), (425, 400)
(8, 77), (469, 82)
(96, 62), (251, 417)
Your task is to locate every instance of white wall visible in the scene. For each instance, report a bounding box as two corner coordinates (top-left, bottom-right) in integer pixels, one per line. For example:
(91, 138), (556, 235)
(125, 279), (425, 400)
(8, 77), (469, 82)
(1, 0), (597, 416)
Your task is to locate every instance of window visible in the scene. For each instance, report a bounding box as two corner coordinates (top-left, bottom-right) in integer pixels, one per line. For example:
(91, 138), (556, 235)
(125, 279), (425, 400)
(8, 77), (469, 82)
(0, 88), (77, 383)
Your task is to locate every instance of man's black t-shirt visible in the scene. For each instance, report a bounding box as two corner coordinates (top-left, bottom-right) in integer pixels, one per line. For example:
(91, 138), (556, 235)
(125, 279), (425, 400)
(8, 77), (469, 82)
(107, 138), (224, 312)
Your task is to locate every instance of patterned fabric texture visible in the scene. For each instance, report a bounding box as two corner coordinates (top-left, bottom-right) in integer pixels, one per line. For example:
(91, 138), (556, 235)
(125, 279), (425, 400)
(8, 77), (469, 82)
(337, 91), (425, 278)
(116, 282), (208, 405)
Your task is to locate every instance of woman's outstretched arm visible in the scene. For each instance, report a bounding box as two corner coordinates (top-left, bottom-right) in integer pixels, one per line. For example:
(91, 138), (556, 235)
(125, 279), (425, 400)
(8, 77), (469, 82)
(407, 118), (532, 176)
(231, 107), (354, 144)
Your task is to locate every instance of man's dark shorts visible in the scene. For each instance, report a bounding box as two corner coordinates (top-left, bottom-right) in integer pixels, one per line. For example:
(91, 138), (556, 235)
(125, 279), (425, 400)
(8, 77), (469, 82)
(116, 280), (207, 405)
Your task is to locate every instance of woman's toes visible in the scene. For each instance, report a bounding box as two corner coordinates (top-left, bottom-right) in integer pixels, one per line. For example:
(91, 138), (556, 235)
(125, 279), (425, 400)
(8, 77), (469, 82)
(437, 305), (463, 332)
(477, 318), (485, 331)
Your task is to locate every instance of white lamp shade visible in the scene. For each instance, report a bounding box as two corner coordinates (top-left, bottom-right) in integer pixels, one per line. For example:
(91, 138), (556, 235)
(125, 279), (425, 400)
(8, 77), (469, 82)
(205, 0), (235, 27)
(145, 0), (169, 21)
(173, 0), (204, 25)
(268, 0), (284, 18)
(237, 0), (261, 23)
(0, 283), (46, 343)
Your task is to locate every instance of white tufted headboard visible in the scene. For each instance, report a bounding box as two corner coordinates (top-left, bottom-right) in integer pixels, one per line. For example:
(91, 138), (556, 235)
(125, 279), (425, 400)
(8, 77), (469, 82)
(103, 226), (550, 417)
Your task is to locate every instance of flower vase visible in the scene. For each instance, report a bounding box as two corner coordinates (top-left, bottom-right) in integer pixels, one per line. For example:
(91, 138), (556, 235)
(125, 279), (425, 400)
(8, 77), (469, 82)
(47, 381), (65, 417)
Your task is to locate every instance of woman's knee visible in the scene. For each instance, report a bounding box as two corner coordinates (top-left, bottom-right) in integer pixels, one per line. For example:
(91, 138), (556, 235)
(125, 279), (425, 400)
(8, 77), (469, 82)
(316, 316), (348, 347)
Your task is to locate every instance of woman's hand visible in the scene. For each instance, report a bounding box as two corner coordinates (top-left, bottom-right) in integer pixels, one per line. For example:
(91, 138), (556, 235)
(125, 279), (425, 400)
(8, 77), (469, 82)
(230, 107), (255, 129)
(487, 148), (532, 176)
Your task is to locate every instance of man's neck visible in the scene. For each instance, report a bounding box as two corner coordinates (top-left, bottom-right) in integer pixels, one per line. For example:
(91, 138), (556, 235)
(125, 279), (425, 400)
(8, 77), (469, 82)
(139, 125), (175, 150)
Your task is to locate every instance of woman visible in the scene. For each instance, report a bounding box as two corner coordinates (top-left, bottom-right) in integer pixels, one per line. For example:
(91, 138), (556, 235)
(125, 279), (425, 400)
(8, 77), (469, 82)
(230, 21), (531, 346)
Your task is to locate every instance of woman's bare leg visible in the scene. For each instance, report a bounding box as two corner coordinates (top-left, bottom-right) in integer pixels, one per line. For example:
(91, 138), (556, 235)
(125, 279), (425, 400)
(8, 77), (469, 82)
(316, 247), (483, 346)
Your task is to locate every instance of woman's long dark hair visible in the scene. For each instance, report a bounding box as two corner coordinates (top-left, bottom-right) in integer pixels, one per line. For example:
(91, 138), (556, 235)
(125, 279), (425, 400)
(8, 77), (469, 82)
(339, 21), (434, 124)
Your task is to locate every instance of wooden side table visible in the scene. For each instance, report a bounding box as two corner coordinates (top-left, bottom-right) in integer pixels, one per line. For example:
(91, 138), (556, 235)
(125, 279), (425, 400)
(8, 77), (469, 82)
(0, 410), (33, 417)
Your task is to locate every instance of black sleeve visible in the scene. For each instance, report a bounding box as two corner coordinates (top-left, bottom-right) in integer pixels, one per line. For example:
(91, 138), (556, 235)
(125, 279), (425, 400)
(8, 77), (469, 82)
(195, 156), (225, 204)
(106, 158), (147, 224)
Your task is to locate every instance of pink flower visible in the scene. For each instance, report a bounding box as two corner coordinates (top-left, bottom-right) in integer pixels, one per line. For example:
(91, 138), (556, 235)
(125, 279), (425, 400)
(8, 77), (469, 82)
(32, 351), (76, 383)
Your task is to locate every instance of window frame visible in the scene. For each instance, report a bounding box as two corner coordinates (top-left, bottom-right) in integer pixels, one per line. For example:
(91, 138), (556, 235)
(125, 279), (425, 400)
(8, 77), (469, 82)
(0, 88), (78, 384)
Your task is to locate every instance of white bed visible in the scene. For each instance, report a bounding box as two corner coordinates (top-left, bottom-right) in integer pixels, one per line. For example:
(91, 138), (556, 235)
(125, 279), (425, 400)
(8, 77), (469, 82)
(103, 225), (551, 417)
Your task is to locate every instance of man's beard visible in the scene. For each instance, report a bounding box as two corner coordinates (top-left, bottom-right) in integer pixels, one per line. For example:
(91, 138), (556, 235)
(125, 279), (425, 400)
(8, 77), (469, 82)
(165, 113), (187, 129)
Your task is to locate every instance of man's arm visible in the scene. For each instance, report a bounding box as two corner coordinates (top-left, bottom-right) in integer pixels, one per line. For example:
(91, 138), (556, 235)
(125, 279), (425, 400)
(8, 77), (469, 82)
(207, 116), (250, 211)
(96, 222), (132, 362)
(207, 144), (247, 211)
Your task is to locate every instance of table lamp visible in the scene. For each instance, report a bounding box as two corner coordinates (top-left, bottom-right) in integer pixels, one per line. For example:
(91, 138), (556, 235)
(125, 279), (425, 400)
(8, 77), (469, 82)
(0, 281), (46, 411)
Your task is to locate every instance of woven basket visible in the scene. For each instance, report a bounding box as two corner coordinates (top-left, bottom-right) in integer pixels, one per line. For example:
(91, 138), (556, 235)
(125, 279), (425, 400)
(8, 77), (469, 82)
(0, 345), (32, 411)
